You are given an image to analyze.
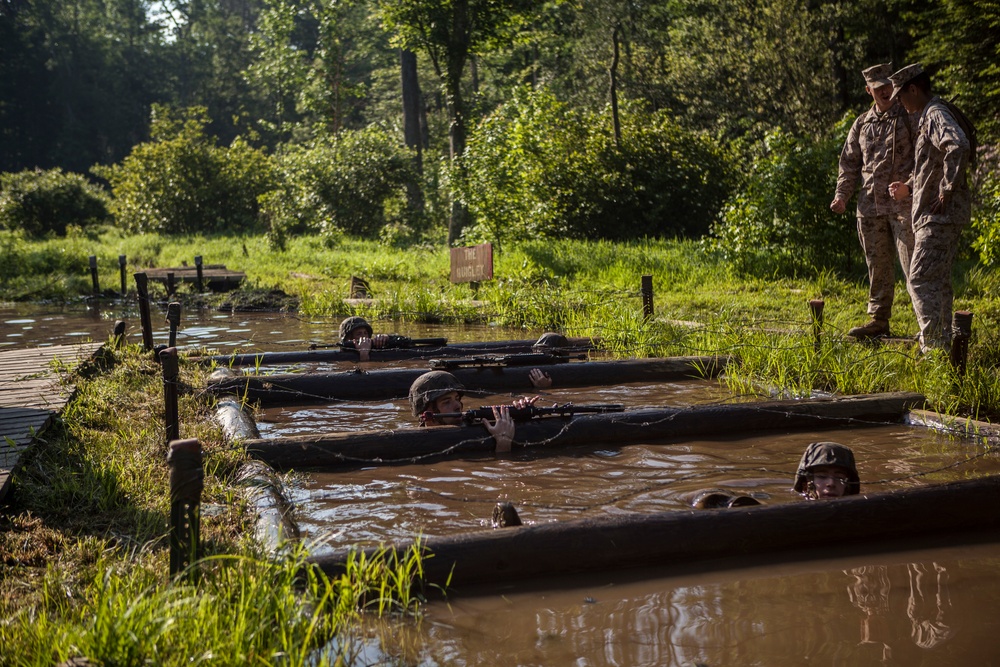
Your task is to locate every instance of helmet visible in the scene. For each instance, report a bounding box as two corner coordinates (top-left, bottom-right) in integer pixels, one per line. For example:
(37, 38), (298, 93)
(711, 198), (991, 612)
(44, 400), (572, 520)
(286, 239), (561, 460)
(793, 441), (860, 495)
(339, 316), (373, 342)
(409, 371), (465, 417)
(532, 332), (569, 352)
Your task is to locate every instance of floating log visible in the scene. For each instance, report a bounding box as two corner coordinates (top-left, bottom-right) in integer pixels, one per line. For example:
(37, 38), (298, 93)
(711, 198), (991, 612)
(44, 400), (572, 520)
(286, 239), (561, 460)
(208, 356), (727, 406)
(307, 474), (1000, 590)
(194, 337), (598, 366)
(246, 391), (924, 470)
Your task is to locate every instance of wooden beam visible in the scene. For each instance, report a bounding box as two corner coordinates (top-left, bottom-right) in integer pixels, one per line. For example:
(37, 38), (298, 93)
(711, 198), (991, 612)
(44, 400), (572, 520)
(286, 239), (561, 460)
(246, 391), (924, 470)
(306, 474), (1000, 590)
(208, 356), (727, 405)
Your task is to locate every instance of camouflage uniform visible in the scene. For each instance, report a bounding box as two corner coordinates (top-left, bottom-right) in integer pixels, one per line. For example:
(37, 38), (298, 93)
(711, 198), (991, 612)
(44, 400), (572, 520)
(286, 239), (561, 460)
(835, 98), (916, 324)
(905, 97), (971, 351)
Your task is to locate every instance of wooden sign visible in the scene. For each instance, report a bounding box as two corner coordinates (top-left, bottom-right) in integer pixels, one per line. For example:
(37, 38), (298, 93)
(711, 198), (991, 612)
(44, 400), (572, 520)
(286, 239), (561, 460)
(450, 242), (494, 283)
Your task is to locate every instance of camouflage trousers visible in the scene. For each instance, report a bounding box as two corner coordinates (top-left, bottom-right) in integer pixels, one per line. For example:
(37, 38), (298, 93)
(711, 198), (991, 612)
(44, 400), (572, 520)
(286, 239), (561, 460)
(907, 216), (964, 351)
(857, 214), (914, 321)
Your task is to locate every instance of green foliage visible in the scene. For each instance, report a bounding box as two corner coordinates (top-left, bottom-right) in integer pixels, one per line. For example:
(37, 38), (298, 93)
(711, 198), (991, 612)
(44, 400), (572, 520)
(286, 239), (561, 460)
(707, 118), (858, 277)
(459, 88), (733, 243)
(971, 148), (1000, 265)
(262, 125), (418, 247)
(94, 106), (275, 235)
(0, 168), (109, 237)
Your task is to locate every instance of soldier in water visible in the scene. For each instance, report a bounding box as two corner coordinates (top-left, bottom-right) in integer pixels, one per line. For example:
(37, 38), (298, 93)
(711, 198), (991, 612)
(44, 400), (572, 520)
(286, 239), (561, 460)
(793, 441), (861, 499)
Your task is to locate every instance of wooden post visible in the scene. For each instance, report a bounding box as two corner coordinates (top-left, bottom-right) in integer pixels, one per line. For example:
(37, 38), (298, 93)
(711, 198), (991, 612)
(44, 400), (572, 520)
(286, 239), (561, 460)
(167, 438), (203, 577)
(112, 320), (127, 349)
(808, 299), (824, 352)
(951, 311), (973, 375)
(134, 272), (154, 352)
(166, 302), (181, 348)
(166, 271), (176, 297)
(89, 255), (99, 296)
(641, 275), (654, 319)
(161, 346), (180, 444)
(195, 256), (204, 292)
(118, 255), (127, 296)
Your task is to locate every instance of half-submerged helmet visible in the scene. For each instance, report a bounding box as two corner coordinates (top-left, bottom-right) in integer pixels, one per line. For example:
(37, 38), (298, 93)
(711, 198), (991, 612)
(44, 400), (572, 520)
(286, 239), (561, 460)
(793, 441), (861, 495)
(532, 332), (569, 353)
(409, 371), (465, 417)
(339, 316), (373, 342)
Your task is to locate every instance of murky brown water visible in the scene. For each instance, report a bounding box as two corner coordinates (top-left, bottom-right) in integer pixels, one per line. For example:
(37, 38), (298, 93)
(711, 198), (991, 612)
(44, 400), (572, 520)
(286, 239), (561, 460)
(7, 305), (1000, 665)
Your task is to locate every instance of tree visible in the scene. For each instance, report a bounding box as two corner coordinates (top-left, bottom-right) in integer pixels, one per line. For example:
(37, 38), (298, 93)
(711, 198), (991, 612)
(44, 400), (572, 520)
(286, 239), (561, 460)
(378, 0), (537, 244)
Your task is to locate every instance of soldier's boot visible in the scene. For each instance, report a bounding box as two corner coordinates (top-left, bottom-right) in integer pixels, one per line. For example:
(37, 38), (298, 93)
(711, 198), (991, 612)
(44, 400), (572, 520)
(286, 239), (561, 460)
(848, 318), (890, 339)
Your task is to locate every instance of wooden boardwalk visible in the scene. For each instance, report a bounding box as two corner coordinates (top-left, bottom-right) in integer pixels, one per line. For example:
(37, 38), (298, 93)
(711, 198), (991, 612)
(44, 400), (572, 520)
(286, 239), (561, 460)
(0, 343), (104, 503)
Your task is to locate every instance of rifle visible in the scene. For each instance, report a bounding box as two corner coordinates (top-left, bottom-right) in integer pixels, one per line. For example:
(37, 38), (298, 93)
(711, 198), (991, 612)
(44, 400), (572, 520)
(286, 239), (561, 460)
(429, 352), (586, 370)
(425, 403), (624, 425)
(309, 334), (448, 350)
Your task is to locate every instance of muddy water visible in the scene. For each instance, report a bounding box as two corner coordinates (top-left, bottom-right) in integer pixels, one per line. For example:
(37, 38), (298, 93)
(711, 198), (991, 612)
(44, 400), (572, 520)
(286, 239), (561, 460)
(409, 542), (1000, 666)
(8, 305), (1000, 664)
(0, 303), (549, 351)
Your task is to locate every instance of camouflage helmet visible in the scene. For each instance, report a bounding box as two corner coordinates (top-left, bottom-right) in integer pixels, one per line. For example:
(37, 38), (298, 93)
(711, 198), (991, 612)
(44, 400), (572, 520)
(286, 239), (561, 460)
(793, 441), (861, 495)
(532, 332), (569, 352)
(409, 371), (465, 417)
(339, 316), (373, 342)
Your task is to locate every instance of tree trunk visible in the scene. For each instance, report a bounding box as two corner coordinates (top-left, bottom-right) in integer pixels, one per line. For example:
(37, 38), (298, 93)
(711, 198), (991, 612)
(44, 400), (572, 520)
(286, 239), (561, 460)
(400, 48), (425, 214)
(446, 0), (471, 244)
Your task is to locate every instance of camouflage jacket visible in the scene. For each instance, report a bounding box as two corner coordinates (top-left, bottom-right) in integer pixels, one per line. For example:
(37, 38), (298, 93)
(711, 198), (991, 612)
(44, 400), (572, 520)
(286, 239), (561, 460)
(835, 100), (916, 218)
(910, 97), (972, 226)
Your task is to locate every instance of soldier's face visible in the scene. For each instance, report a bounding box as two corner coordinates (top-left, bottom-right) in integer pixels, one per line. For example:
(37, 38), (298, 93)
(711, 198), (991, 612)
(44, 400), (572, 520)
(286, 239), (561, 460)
(867, 83), (893, 112)
(428, 391), (463, 425)
(898, 85), (921, 113)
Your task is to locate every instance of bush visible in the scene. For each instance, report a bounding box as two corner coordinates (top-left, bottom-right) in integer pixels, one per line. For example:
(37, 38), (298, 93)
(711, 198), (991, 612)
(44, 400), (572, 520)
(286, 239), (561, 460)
(457, 88), (733, 244)
(706, 118), (858, 277)
(971, 146), (1000, 266)
(93, 106), (275, 235)
(262, 126), (418, 248)
(0, 168), (109, 237)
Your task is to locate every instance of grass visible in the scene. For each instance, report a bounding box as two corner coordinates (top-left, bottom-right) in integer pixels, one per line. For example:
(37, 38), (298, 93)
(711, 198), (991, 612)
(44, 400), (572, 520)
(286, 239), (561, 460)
(0, 341), (428, 666)
(3, 229), (1000, 663)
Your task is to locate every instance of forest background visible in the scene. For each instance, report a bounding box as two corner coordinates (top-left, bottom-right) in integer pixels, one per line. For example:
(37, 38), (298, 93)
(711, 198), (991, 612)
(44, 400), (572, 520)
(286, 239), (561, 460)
(2, 0), (999, 276)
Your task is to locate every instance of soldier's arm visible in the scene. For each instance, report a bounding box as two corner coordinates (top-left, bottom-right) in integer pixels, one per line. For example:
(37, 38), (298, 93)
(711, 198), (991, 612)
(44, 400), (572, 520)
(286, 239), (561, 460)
(930, 107), (971, 199)
(834, 115), (864, 202)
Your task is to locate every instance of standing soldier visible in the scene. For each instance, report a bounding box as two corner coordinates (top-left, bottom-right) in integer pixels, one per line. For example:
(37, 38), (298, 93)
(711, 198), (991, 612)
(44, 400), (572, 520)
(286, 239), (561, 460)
(888, 63), (972, 352)
(831, 63), (916, 340)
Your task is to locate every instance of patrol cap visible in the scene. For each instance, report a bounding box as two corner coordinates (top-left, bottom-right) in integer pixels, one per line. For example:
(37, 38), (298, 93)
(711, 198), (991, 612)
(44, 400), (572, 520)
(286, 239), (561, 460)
(793, 441), (861, 495)
(889, 63), (924, 100)
(409, 370), (465, 417)
(862, 63), (893, 89)
(339, 316), (373, 342)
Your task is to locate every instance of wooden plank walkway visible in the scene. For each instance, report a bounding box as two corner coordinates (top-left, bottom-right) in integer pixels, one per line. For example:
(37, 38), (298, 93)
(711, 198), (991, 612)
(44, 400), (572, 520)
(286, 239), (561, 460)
(0, 343), (104, 503)
(142, 265), (245, 291)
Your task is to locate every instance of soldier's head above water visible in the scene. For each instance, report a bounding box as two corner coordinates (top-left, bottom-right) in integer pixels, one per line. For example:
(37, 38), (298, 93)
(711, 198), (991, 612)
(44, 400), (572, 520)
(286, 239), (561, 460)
(793, 441), (861, 499)
(409, 370), (465, 426)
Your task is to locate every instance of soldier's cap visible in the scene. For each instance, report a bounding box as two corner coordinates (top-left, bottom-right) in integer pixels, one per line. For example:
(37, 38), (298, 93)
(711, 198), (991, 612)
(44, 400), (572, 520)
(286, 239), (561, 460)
(889, 63), (924, 101)
(862, 63), (893, 90)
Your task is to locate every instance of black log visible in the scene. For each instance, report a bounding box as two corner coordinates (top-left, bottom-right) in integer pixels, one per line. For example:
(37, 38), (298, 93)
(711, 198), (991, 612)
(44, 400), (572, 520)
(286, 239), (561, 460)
(246, 391), (924, 470)
(307, 474), (1000, 590)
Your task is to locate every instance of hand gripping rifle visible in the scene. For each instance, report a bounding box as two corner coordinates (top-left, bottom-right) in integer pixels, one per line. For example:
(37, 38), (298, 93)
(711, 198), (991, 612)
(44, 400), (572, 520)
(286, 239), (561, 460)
(310, 334), (448, 350)
(424, 403), (624, 425)
(429, 352), (586, 370)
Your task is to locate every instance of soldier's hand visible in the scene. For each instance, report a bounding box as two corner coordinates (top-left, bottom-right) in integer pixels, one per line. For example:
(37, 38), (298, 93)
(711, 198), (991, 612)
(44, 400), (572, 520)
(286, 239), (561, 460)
(888, 182), (910, 201)
(830, 198), (846, 214)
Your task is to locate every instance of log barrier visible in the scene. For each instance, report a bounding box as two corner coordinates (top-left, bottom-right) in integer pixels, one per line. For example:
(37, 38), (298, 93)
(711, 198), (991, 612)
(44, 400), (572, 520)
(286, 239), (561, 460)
(196, 337), (599, 367)
(208, 356), (727, 406)
(307, 474), (1000, 590)
(246, 391), (924, 470)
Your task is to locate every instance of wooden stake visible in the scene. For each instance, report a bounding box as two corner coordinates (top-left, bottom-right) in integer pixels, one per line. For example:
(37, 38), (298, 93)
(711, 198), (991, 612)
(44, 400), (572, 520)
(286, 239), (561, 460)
(118, 255), (127, 296)
(641, 275), (654, 319)
(167, 438), (203, 577)
(808, 299), (824, 352)
(166, 302), (181, 348)
(161, 347), (180, 444)
(951, 311), (973, 375)
(195, 256), (204, 292)
(89, 255), (99, 296)
(134, 272), (154, 352)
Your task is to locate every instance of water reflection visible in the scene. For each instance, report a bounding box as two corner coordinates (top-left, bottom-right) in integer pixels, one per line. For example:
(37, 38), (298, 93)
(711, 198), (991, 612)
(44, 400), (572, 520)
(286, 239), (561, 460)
(409, 544), (1000, 666)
